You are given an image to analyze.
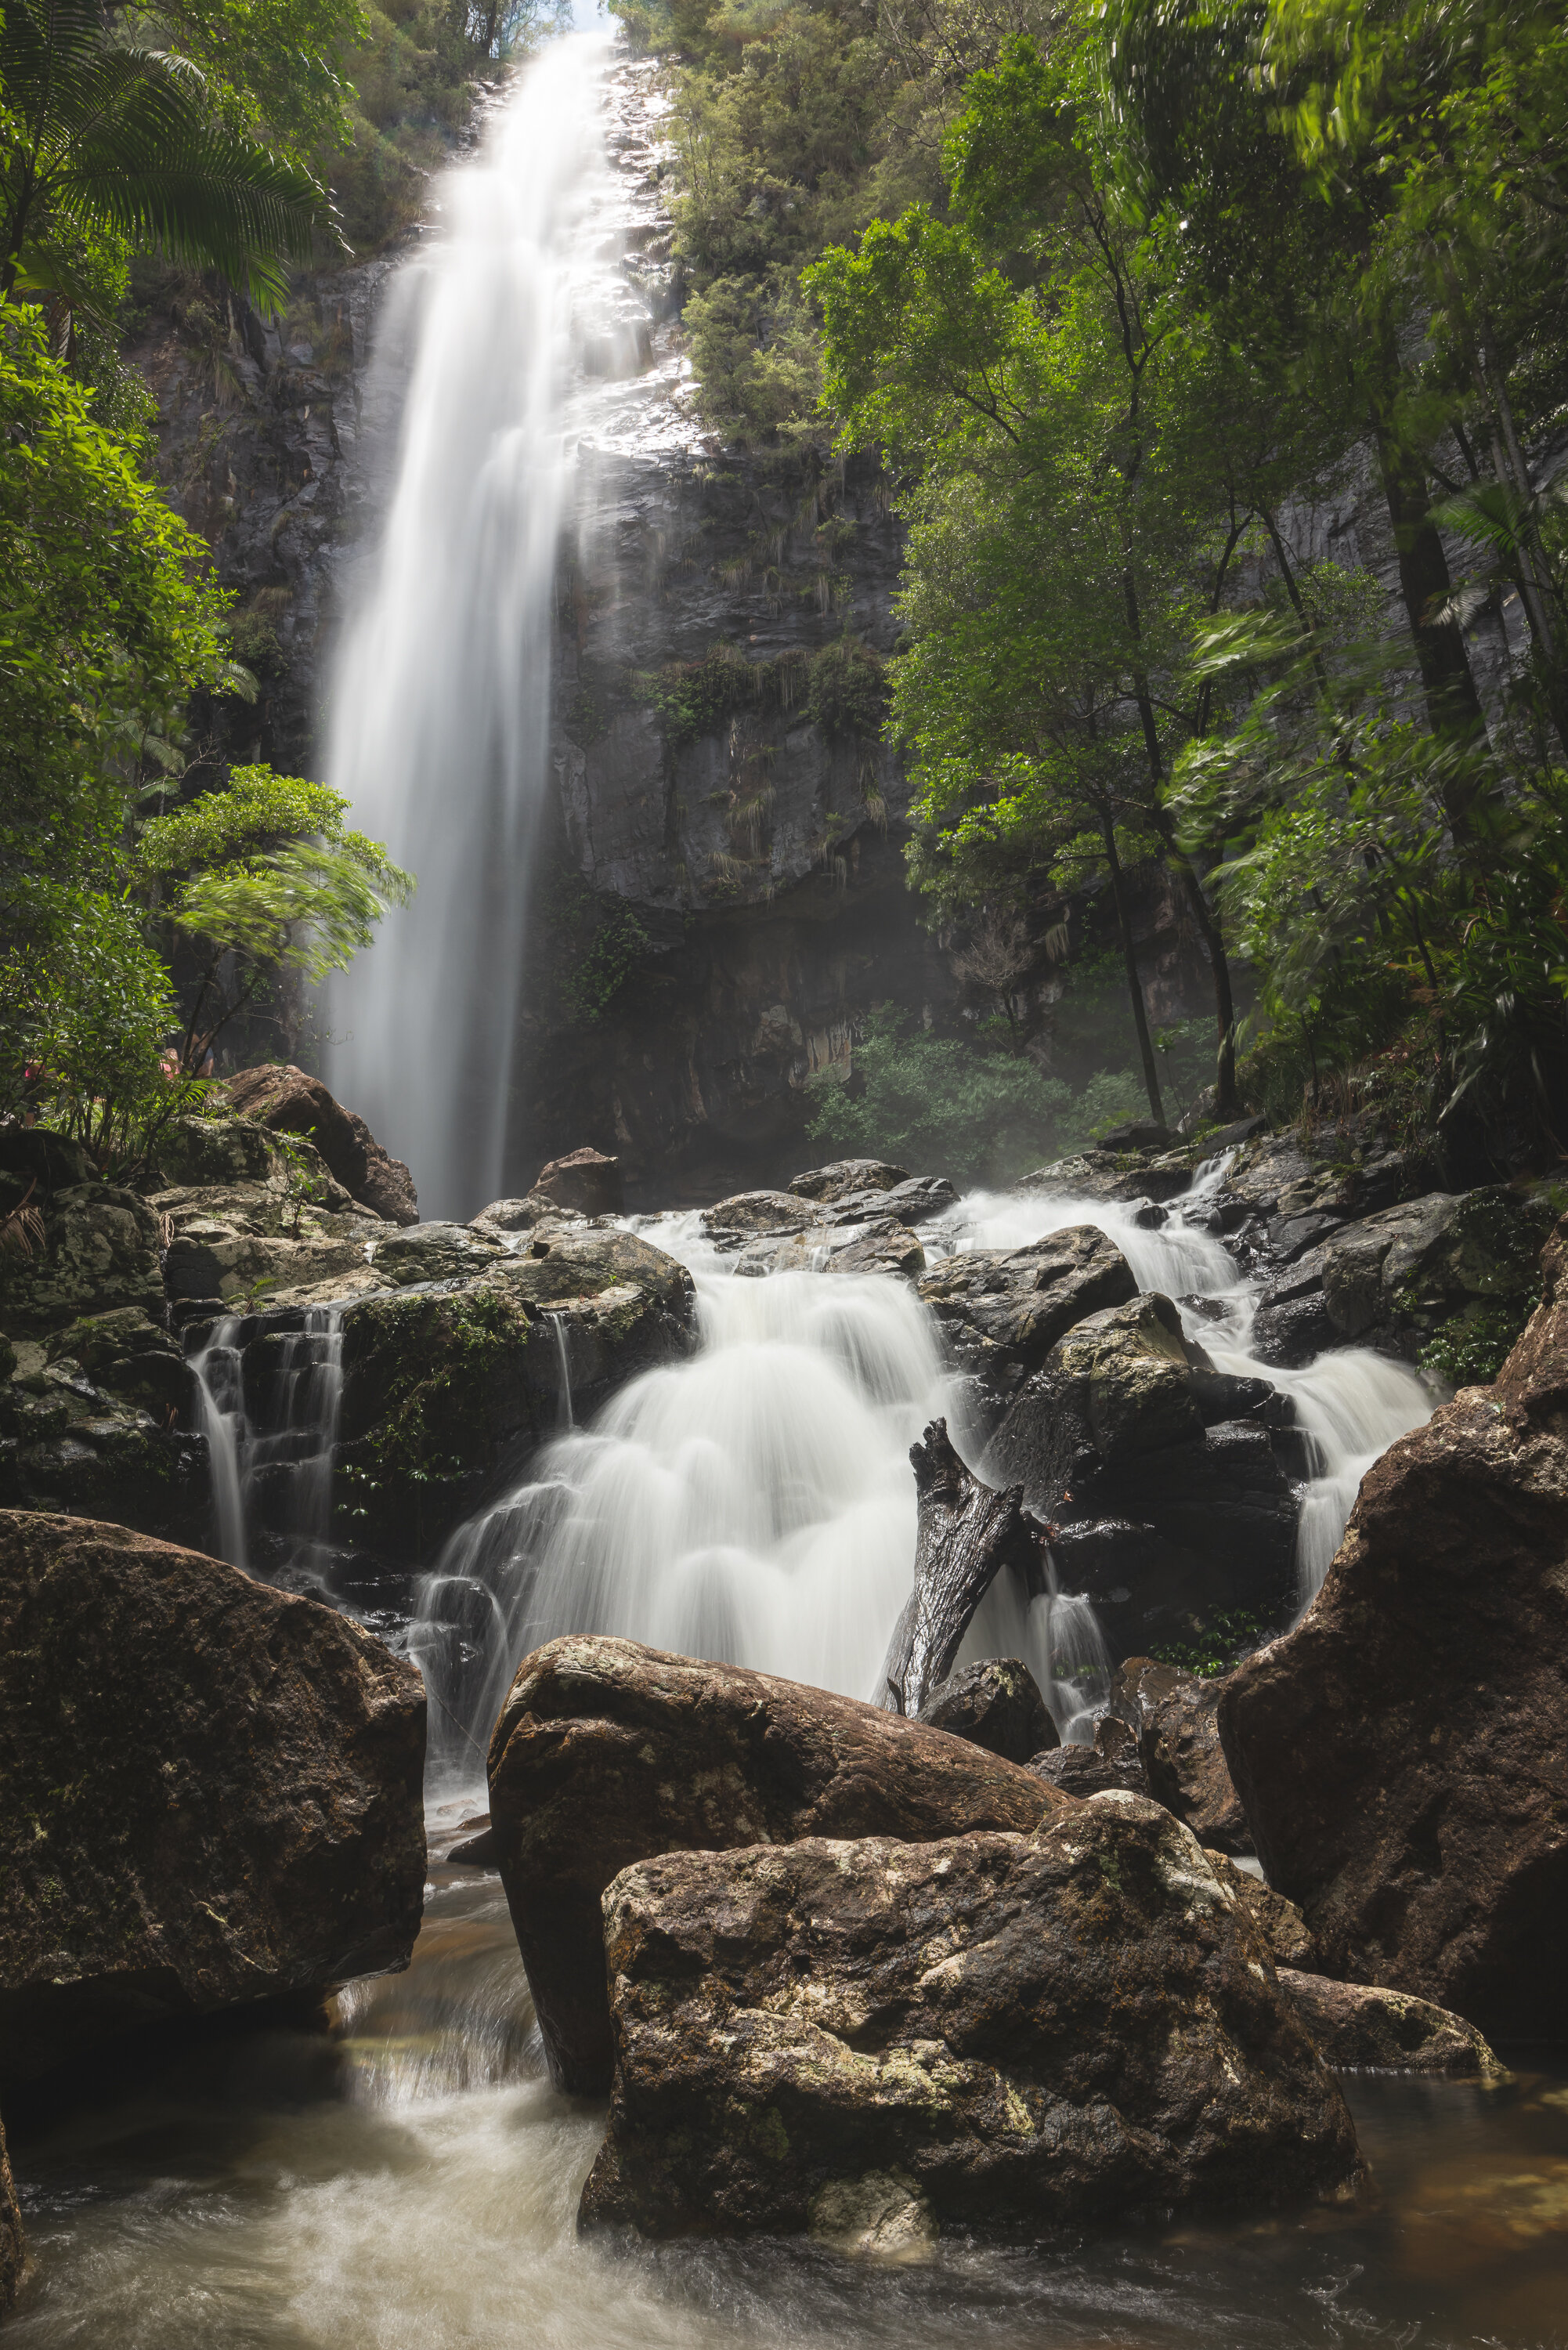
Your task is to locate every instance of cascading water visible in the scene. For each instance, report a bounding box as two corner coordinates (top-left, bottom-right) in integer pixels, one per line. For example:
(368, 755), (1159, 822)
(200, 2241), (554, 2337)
(323, 31), (628, 1219)
(187, 1307), (345, 1585)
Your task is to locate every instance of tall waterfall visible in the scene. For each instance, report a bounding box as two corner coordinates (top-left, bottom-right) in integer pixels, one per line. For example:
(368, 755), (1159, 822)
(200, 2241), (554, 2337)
(324, 32), (618, 1220)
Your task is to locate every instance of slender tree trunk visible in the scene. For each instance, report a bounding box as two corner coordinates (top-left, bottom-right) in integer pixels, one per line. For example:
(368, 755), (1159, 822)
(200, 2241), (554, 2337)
(1372, 423), (1488, 841)
(1099, 812), (1165, 1128)
(1122, 566), (1238, 1120)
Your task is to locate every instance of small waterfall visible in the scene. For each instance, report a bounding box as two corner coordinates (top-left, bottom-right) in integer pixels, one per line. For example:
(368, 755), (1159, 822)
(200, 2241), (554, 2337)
(323, 30), (638, 1219)
(188, 1307), (345, 1588)
(547, 1311), (574, 1429)
(410, 1255), (950, 1786)
(940, 1162), (1437, 1614)
(190, 1315), (248, 1569)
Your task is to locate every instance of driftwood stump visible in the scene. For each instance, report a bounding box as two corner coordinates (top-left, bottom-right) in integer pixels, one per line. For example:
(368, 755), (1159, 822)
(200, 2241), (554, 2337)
(880, 1419), (1042, 1715)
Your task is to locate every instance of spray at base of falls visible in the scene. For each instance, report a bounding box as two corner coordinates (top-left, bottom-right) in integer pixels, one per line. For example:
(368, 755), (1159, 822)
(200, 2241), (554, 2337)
(323, 31), (630, 1220)
(189, 1307), (345, 1585)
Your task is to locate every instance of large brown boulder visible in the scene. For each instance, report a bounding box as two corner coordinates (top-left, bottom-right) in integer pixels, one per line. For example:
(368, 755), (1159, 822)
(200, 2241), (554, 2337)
(486, 1635), (1071, 2095)
(578, 1795), (1364, 2243)
(915, 1227), (1137, 1425)
(1277, 1972), (1503, 2077)
(1111, 1657), (1251, 1853)
(222, 1063), (418, 1224)
(533, 1147), (623, 1217)
(916, 1657), (1058, 1764)
(0, 2115), (21, 2316)
(1217, 1214), (1568, 2037)
(0, 1513), (426, 2081)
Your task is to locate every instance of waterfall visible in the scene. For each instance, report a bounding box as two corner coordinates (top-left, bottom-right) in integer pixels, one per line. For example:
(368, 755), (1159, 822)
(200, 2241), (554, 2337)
(187, 1307), (345, 1588)
(324, 30), (624, 1220)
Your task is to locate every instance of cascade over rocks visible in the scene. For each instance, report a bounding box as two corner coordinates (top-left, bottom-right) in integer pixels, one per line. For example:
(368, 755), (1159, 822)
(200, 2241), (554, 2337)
(1275, 1971), (1503, 2076)
(533, 1148), (623, 1217)
(987, 1294), (1300, 1650)
(334, 1227), (695, 1564)
(1217, 1213), (1568, 2037)
(578, 1794), (1364, 2243)
(222, 1064), (419, 1224)
(880, 1420), (1042, 1714)
(0, 1512), (426, 2081)
(1111, 1657), (1251, 1854)
(916, 1227), (1137, 1428)
(916, 1657), (1058, 1764)
(485, 1634), (1069, 2096)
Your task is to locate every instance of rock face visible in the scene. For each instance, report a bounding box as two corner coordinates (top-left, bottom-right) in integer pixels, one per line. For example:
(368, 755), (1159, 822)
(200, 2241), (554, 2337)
(788, 1159), (909, 1202)
(0, 1180), (164, 1336)
(0, 2113), (21, 2315)
(916, 1227), (1137, 1428)
(988, 1294), (1300, 1651)
(579, 1794), (1363, 2242)
(917, 1658), (1058, 1764)
(1217, 1215), (1568, 2037)
(0, 1309), (208, 1548)
(486, 1635), (1068, 2095)
(1111, 1658), (1251, 1853)
(334, 1228), (695, 1564)
(533, 1147), (624, 1217)
(0, 1513), (426, 2080)
(222, 1063), (419, 1224)
(1206, 1851), (1317, 1969)
(1029, 1714), (1147, 1799)
(1277, 1972), (1502, 2076)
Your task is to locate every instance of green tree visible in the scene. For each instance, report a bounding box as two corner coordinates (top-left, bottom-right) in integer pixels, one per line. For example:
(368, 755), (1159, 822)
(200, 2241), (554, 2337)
(1, 0), (337, 316)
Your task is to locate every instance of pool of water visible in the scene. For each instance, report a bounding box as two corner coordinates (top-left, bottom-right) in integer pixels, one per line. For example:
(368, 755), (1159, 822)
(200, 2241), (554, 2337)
(9, 1849), (1566, 2350)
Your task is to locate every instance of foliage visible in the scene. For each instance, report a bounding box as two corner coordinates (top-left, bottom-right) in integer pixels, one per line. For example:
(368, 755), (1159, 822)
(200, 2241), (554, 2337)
(0, 0), (338, 315)
(563, 902), (653, 1025)
(123, 1), (369, 161)
(806, 634), (887, 736)
(1148, 1607), (1269, 1678)
(803, 1004), (1150, 1188)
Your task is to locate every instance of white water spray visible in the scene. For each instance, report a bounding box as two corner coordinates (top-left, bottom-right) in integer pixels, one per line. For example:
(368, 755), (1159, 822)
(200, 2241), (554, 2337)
(325, 32), (623, 1218)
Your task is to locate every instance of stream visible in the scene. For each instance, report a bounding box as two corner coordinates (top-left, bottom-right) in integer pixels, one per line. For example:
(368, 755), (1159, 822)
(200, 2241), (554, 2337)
(13, 27), (1563, 2343)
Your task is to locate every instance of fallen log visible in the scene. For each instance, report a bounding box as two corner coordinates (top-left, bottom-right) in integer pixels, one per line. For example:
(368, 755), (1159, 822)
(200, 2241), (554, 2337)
(880, 1419), (1042, 1714)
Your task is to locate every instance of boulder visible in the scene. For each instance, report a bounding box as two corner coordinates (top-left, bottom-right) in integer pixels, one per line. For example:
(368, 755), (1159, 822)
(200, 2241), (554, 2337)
(701, 1190), (820, 1249)
(486, 1635), (1070, 2095)
(1205, 1850), (1317, 1969)
(0, 1314), (208, 1549)
(0, 2113), (20, 2314)
(222, 1063), (418, 1224)
(578, 1795), (1363, 2242)
(1250, 1185), (1555, 1369)
(986, 1296), (1300, 1650)
(917, 1658), (1059, 1764)
(788, 1159), (910, 1202)
(533, 1147), (623, 1217)
(1017, 1151), (1195, 1206)
(334, 1229), (695, 1564)
(367, 1220), (507, 1287)
(1111, 1657), (1251, 1853)
(0, 1125), (95, 1197)
(1277, 1972), (1503, 2076)
(0, 1181), (163, 1336)
(1028, 1713), (1147, 1799)
(915, 1227), (1137, 1426)
(470, 1191), (565, 1234)
(1216, 1215), (1568, 2037)
(743, 1217), (927, 1282)
(0, 1512), (425, 2081)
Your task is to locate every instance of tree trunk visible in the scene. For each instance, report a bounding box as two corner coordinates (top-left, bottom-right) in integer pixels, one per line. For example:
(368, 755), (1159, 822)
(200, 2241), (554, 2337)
(1100, 816), (1165, 1128)
(1146, 805), (1239, 1119)
(880, 1422), (1041, 1716)
(1373, 427), (1488, 840)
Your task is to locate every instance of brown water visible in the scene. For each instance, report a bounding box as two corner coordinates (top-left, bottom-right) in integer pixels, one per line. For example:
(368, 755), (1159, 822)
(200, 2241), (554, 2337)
(9, 1846), (1567, 2350)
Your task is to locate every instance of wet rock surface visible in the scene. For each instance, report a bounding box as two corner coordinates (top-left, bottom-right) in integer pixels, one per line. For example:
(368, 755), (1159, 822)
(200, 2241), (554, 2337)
(1017, 1149), (1199, 1206)
(916, 1227), (1137, 1426)
(916, 1658), (1059, 1764)
(220, 1065), (419, 1224)
(1111, 1658), (1251, 1854)
(987, 1296), (1299, 1650)
(787, 1159), (909, 1202)
(579, 1794), (1363, 2242)
(0, 1512), (426, 2081)
(485, 1634), (1068, 2095)
(1028, 1715), (1147, 1799)
(533, 1147), (624, 1217)
(333, 1228), (695, 1563)
(1277, 1971), (1503, 2076)
(1205, 1852), (1318, 1969)
(0, 1181), (164, 1336)
(0, 1311), (209, 1547)
(1218, 1215), (1568, 2037)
